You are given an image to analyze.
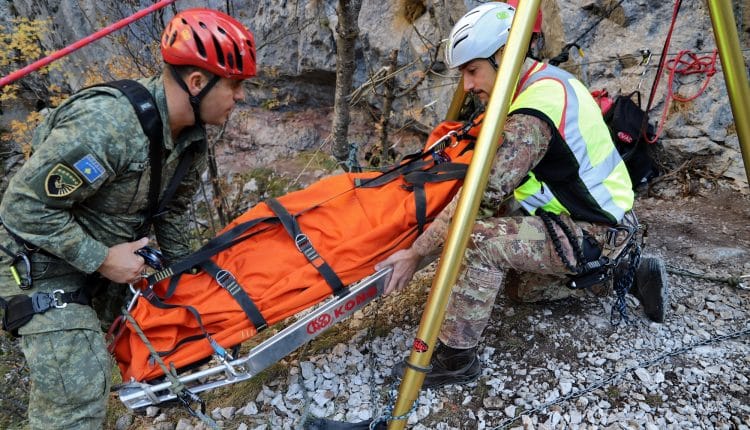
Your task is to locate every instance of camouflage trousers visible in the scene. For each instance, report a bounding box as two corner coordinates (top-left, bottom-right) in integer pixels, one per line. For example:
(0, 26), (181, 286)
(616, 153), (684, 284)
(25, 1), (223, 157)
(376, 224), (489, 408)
(21, 328), (112, 430)
(0, 251), (114, 430)
(439, 212), (626, 349)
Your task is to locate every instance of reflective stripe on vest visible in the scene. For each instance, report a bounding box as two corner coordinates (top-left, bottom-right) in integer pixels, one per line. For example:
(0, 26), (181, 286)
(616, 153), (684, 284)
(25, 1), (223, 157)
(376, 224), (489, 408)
(511, 61), (633, 224)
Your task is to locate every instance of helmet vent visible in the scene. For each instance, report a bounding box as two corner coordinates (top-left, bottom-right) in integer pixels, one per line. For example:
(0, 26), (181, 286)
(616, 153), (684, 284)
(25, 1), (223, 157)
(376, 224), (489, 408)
(246, 41), (255, 62)
(211, 36), (226, 67)
(232, 42), (242, 72)
(464, 9), (482, 18)
(192, 29), (207, 58)
(168, 31), (177, 47)
(454, 23), (470, 37)
(452, 34), (468, 49)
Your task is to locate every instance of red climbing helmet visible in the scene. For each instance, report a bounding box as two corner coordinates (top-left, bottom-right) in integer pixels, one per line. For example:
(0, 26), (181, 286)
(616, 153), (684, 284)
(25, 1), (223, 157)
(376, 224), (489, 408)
(161, 8), (256, 79)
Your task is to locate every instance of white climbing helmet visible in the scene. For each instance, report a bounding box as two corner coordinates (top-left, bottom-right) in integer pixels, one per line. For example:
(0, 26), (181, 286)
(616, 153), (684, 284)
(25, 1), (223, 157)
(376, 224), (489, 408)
(444, 2), (516, 68)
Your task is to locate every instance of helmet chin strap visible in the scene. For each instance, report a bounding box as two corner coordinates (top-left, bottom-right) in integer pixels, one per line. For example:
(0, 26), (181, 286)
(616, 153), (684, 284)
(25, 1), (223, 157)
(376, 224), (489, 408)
(487, 55), (499, 71)
(170, 67), (221, 127)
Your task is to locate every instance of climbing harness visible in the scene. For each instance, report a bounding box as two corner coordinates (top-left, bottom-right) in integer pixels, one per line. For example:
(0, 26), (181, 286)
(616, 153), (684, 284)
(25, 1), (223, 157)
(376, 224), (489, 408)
(0, 79), (195, 336)
(538, 210), (642, 325)
(1, 287), (91, 337)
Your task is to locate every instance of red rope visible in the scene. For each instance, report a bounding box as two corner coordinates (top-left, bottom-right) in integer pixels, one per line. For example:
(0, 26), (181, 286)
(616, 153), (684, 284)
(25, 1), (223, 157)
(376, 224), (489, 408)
(0, 0), (177, 88)
(646, 49), (718, 144)
(643, 0), (717, 144)
(666, 50), (717, 102)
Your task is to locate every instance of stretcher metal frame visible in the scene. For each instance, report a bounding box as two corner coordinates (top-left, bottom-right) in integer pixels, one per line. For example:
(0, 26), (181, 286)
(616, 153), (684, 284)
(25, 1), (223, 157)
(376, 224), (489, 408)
(117, 267), (391, 411)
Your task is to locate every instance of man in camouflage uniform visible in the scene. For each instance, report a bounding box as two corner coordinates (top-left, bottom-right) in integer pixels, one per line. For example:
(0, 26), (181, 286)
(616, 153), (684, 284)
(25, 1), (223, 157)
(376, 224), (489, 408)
(0, 9), (256, 429)
(378, 2), (668, 388)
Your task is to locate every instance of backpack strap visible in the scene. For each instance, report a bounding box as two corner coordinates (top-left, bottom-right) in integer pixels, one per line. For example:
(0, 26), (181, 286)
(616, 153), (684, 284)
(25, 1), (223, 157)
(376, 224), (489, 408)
(97, 79), (200, 221)
(99, 80), (164, 219)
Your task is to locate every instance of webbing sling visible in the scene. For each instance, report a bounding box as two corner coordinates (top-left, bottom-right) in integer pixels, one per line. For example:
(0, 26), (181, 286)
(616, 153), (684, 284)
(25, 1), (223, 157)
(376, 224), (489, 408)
(138, 287), (234, 363)
(265, 198), (346, 297)
(145, 214), (280, 287)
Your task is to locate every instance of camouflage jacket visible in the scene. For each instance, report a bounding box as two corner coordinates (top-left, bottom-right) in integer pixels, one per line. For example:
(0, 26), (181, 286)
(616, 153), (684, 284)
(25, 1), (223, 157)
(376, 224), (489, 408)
(0, 75), (206, 284)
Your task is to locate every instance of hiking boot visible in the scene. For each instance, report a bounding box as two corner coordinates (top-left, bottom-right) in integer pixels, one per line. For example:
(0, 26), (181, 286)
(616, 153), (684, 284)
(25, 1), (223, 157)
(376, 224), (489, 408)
(622, 256), (669, 323)
(391, 341), (481, 389)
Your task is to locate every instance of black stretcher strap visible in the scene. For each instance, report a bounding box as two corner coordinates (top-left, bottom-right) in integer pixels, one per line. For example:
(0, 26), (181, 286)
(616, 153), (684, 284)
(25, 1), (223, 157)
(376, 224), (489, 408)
(145, 214), (279, 288)
(402, 162), (469, 235)
(355, 160), (432, 189)
(264, 198), (346, 297)
(200, 259), (267, 331)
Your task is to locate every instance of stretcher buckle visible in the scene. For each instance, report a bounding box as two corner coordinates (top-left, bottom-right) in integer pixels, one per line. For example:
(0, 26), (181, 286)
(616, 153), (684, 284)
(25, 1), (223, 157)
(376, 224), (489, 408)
(295, 234), (319, 261)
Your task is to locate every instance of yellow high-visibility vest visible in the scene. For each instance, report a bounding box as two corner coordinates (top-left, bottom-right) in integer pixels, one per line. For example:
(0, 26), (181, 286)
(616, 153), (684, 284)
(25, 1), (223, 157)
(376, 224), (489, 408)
(510, 61), (634, 225)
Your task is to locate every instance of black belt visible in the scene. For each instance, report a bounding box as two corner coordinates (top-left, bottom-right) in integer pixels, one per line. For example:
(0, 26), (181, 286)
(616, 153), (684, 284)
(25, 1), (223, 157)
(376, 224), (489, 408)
(1, 288), (90, 337)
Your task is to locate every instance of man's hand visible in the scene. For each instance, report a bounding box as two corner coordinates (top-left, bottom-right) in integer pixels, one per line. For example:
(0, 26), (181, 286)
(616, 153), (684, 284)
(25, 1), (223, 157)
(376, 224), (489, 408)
(375, 248), (422, 295)
(97, 237), (149, 284)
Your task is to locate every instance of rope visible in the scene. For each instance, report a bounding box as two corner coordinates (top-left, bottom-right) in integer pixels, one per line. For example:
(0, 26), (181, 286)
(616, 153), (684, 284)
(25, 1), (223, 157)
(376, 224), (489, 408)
(121, 309), (221, 429)
(0, 0), (178, 87)
(644, 48), (718, 144)
(666, 264), (749, 290)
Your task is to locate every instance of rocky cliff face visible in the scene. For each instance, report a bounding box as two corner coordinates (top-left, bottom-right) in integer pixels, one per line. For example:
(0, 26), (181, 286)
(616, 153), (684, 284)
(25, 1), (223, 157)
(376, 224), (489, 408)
(1, 0), (748, 187)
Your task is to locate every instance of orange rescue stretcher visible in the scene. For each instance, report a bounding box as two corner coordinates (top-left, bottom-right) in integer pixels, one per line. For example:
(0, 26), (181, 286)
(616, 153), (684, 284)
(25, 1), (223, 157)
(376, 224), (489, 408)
(112, 118), (480, 410)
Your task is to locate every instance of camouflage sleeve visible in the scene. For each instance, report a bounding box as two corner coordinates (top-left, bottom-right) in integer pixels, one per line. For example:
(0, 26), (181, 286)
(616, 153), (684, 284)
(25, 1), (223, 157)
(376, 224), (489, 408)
(0, 93), (137, 273)
(485, 112), (551, 197)
(152, 153), (207, 263)
(410, 113), (551, 257)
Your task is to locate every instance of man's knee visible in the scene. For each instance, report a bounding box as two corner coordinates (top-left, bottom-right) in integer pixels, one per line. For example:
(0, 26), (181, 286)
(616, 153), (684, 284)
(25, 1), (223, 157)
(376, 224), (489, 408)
(21, 329), (111, 430)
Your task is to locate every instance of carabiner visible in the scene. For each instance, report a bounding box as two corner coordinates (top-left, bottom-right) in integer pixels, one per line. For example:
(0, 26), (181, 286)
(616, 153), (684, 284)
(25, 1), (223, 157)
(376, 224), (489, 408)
(135, 246), (166, 270)
(9, 252), (32, 290)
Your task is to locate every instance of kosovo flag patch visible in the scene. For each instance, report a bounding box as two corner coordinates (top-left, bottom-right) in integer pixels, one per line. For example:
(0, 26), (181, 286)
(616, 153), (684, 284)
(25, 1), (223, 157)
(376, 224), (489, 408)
(45, 164), (83, 197)
(73, 154), (105, 184)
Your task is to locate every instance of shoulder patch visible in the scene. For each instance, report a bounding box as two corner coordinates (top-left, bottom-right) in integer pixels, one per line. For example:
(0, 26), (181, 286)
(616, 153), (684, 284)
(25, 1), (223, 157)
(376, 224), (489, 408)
(45, 163), (83, 197)
(73, 154), (106, 183)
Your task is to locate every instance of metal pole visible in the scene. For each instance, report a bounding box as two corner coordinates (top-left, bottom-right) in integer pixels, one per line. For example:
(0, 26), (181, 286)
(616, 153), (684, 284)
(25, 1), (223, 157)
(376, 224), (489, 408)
(386, 0), (541, 428)
(706, 0), (750, 186)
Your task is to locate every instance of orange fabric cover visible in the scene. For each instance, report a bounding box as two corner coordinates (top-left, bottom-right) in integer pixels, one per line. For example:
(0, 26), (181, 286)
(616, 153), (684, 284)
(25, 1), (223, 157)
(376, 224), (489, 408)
(114, 121), (477, 382)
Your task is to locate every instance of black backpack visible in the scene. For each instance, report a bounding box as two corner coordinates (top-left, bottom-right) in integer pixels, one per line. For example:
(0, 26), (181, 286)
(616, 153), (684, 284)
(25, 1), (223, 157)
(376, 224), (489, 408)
(601, 91), (659, 189)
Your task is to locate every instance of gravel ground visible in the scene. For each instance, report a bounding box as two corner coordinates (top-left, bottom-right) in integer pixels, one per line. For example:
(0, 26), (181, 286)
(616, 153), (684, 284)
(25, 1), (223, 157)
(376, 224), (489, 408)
(1, 177), (747, 430)
(97, 184), (750, 430)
